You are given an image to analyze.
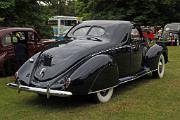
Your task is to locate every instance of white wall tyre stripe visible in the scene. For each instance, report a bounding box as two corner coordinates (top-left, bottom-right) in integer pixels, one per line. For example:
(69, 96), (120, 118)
(157, 54), (165, 78)
(96, 88), (113, 103)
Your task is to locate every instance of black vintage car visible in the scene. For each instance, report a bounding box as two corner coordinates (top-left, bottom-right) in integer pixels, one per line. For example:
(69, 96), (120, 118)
(7, 20), (168, 103)
(162, 23), (180, 46)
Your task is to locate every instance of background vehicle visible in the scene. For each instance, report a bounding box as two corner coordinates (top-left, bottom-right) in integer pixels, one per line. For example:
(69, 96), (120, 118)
(162, 23), (180, 46)
(48, 16), (82, 40)
(8, 20), (168, 103)
(0, 27), (56, 75)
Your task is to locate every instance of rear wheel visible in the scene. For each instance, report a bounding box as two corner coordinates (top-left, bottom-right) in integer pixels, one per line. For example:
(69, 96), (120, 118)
(152, 54), (165, 78)
(93, 88), (114, 103)
(176, 40), (179, 46)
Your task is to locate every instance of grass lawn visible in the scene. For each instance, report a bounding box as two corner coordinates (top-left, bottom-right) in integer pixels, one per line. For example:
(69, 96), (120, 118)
(0, 46), (180, 120)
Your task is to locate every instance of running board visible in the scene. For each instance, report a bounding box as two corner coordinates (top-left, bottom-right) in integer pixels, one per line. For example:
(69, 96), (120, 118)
(118, 68), (152, 84)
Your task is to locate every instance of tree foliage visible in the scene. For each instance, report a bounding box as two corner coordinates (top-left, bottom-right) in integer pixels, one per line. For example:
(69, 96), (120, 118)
(0, 0), (76, 38)
(0, 0), (179, 38)
(0, 0), (15, 9)
(0, 0), (53, 38)
(76, 0), (180, 25)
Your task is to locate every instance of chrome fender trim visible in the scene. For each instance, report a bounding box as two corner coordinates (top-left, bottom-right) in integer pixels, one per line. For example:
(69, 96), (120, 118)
(7, 83), (72, 98)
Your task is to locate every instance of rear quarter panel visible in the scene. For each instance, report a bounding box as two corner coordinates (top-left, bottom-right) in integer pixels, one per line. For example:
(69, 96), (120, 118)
(66, 54), (119, 95)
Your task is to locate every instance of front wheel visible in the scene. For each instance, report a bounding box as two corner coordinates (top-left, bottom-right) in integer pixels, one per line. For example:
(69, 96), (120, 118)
(152, 54), (165, 78)
(93, 88), (114, 103)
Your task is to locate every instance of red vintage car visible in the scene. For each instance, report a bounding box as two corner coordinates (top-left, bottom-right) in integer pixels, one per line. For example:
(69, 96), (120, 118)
(0, 27), (56, 75)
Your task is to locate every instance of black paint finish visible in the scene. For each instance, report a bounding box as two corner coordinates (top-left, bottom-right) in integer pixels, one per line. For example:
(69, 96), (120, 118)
(15, 20), (168, 95)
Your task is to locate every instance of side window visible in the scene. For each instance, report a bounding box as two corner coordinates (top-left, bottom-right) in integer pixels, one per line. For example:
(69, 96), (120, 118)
(13, 32), (26, 42)
(73, 27), (90, 36)
(12, 35), (18, 43)
(61, 20), (65, 26)
(17, 32), (25, 40)
(2, 34), (12, 46)
(28, 32), (38, 42)
(131, 28), (141, 41)
(88, 27), (105, 36)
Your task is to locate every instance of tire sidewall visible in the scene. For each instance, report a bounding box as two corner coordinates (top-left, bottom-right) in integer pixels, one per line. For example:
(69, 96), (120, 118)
(176, 40), (179, 46)
(96, 88), (113, 103)
(157, 54), (165, 78)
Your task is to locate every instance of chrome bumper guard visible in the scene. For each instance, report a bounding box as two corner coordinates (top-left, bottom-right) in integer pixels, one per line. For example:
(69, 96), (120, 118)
(7, 83), (72, 98)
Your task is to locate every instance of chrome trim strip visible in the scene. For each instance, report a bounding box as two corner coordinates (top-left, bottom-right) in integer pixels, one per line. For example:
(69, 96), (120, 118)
(88, 69), (157, 94)
(7, 83), (72, 98)
(91, 46), (123, 56)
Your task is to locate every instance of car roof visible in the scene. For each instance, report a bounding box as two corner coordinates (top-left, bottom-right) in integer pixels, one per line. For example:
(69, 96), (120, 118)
(81, 20), (132, 26)
(68, 20), (134, 43)
(0, 27), (35, 37)
(164, 23), (180, 32)
(166, 23), (180, 25)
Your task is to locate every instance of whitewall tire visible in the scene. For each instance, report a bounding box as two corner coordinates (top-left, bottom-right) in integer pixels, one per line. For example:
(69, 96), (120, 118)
(176, 40), (179, 46)
(95, 88), (114, 103)
(153, 54), (165, 78)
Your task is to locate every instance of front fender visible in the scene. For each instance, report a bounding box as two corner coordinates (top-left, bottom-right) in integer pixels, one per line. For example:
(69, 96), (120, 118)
(145, 44), (163, 70)
(67, 54), (119, 95)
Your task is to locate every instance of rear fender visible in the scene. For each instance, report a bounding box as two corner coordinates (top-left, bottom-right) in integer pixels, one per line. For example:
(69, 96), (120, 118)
(156, 42), (168, 63)
(145, 44), (163, 70)
(67, 54), (119, 95)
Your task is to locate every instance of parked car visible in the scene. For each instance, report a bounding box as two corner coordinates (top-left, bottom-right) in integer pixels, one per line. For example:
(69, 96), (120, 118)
(0, 27), (56, 75)
(161, 23), (180, 46)
(7, 20), (168, 103)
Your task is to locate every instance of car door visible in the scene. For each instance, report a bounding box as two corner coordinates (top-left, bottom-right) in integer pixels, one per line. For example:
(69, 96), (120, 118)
(1, 34), (15, 59)
(27, 31), (44, 58)
(113, 33), (131, 78)
(0, 33), (16, 73)
(130, 27), (144, 75)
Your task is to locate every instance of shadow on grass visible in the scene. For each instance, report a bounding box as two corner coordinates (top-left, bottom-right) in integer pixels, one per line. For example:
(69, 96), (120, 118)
(24, 94), (93, 110)
(21, 74), (156, 110)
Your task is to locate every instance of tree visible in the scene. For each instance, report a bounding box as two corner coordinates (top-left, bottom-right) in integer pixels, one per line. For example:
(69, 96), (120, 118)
(0, 0), (53, 38)
(42, 0), (76, 16)
(76, 0), (180, 26)
(0, 0), (15, 23)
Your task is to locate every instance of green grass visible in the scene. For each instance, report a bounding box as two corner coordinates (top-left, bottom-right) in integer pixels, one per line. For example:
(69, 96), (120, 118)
(0, 46), (180, 120)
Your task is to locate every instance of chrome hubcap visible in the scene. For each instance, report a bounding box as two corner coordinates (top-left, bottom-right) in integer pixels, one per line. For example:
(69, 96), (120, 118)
(100, 90), (109, 96)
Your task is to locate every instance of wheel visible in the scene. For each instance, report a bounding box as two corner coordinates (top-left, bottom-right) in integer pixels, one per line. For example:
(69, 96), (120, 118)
(176, 40), (179, 46)
(152, 54), (165, 78)
(93, 88), (114, 103)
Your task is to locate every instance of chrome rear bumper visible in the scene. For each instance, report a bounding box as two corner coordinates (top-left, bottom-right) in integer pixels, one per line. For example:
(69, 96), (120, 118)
(7, 83), (72, 98)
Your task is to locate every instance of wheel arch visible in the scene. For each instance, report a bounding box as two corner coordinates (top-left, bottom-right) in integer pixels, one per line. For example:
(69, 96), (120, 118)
(145, 44), (163, 70)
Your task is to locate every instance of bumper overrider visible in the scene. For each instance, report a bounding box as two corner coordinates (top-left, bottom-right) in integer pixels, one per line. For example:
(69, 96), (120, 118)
(7, 83), (72, 99)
